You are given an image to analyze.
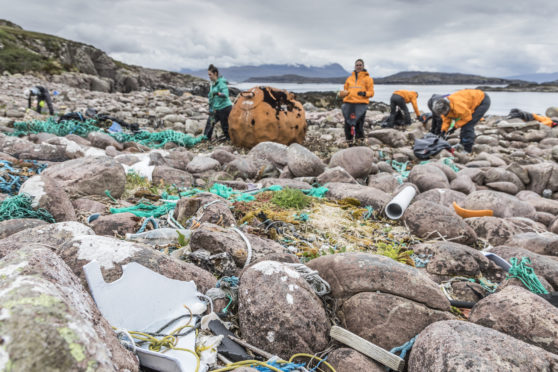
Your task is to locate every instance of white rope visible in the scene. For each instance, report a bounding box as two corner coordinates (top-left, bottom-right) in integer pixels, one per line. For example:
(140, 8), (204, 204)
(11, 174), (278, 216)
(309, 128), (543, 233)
(197, 293), (214, 314)
(114, 328), (137, 353)
(285, 263), (331, 296)
(231, 227), (252, 268)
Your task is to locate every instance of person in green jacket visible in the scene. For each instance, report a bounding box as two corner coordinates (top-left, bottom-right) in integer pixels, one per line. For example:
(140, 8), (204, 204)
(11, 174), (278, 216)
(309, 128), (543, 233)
(204, 64), (233, 140)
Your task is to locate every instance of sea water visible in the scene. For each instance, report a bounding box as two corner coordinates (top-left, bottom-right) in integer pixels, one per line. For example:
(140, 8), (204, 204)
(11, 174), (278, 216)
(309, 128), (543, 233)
(231, 82), (558, 116)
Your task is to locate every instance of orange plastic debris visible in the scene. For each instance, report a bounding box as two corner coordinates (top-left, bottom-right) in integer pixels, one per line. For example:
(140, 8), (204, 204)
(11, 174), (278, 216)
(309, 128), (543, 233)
(452, 201), (494, 218)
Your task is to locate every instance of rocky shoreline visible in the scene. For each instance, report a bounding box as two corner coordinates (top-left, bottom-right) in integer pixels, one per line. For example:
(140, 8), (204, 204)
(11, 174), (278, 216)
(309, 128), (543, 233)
(1, 72), (558, 371)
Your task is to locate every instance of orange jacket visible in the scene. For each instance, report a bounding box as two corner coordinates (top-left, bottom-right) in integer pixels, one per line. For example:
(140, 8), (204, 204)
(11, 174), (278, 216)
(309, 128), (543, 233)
(441, 89), (486, 132)
(343, 70), (374, 104)
(533, 113), (554, 127)
(393, 90), (420, 117)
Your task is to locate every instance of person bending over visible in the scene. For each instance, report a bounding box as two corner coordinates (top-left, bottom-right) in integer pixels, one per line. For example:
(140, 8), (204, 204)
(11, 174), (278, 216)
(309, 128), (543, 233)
(25, 86), (54, 115)
(387, 89), (420, 128)
(204, 64), (233, 141)
(339, 59), (374, 145)
(432, 89), (490, 154)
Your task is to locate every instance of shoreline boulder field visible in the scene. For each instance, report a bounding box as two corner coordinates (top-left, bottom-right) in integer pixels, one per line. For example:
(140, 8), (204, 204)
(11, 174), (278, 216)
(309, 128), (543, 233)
(1, 71), (558, 372)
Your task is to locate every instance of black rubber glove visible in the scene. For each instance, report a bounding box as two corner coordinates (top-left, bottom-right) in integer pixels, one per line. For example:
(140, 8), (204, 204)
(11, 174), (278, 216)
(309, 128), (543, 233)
(357, 91), (366, 97)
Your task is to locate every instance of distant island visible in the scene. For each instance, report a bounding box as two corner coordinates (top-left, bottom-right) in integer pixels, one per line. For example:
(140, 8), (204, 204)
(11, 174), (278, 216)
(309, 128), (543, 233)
(244, 71), (526, 85)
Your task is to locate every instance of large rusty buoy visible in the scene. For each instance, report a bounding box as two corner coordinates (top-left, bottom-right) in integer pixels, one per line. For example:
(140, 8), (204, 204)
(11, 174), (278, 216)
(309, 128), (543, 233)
(228, 86), (306, 148)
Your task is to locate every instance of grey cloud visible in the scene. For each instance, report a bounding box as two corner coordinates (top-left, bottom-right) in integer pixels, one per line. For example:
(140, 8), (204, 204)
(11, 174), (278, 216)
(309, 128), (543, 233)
(0, 0), (556, 75)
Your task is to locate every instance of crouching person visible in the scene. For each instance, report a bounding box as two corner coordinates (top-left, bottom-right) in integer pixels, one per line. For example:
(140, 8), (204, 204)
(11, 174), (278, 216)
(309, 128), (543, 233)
(433, 89), (490, 154)
(25, 86), (54, 115)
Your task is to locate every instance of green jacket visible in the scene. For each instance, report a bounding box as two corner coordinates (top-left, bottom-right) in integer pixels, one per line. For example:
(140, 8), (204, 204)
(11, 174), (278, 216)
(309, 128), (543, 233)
(208, 77), (232, 112)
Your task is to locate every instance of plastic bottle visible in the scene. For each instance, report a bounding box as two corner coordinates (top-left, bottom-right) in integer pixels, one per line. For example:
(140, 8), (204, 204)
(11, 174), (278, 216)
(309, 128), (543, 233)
(126, 228), (191, 246)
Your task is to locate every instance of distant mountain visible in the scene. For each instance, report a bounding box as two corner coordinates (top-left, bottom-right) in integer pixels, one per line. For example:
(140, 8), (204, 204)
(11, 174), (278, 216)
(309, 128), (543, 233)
(374, 71), (525, 85)
(180, 63), (349, 83)
(504, 72), (558, 84)
(244, 74), (346, 84)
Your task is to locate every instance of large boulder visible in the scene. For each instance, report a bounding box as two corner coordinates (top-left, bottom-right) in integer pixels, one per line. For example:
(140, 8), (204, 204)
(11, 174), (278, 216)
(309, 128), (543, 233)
(186, 155), (221, 173)
(42, 156), (126, 198)
(151, 165), (194, 187)
(469, 285), (558, 354)
(307, 253), (450, 310)
(524, 162), (558, 194)
(228, 86), (306, 148)
(412, 241), (497, 278)
(465, 217), (547, 246)
(327, 348), (384, 372)
(482, 167), (525, 191)
(325, 182), (391, 210)
(506, 232), (558, 256)
(190, 223), (288, 267)
(248, 141), (289, 169)
(286, 143), (324, 177)
(0, 135), (69, 161)
(238, 261), (329, 358)
(328, 147), (376, 179)
(415, 188), (467, 208)
(408, 320), (558, 372)
(173, 193), (235, 227)
(89, 212), (141, 236)
(460, 190), (536, 219)
(58, 235), (216, 293)
(316, 166), (357, 185)
(0, 218), (47, 239)
(87, 132), (123, 150)
(0, 221), (94, 259)
(0, 245), (138, 371)
(367, 173), (400, 194)
(368, 128), (409, 147)
(403, 200), (478, 245)
(450, 174), (476, 195)
(408, 164), (450, 192)
(341, 292), (454, 350)
(19, 174), (76, 222)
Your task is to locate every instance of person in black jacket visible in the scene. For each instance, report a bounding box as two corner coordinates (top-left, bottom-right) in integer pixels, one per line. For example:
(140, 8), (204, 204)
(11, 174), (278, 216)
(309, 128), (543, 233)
(25, 86), (55, 115)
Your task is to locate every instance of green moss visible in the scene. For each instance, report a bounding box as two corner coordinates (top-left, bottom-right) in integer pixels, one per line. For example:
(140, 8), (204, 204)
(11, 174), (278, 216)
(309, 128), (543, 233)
(4, 293), (61, 309)
(58, 327), (86, 362)
(271, 188), (311, 210)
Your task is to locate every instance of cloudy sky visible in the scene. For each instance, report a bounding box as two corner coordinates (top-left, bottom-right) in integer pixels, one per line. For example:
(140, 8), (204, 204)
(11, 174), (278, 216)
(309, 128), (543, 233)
(2, 0), (556, 77)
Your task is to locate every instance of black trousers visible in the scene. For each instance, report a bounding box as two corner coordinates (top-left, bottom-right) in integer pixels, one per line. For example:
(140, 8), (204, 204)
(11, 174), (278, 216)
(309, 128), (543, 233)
(388, 94), (411, 125)
(460, 94), (491, 152)
(204, 105), (232, 140)
(342, 103), (367, 140)
(427, 96), (443, 135)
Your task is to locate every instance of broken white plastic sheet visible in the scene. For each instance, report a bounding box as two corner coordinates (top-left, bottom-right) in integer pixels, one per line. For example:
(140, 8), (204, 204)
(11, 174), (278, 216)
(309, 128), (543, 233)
(84, 260), (208, 372)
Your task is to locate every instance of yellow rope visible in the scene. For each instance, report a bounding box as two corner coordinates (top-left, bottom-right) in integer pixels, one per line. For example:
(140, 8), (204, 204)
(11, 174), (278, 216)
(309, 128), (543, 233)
(112, 305), (201, 372)
(210, 360), (283, 372)
(209, 353), (336, 372)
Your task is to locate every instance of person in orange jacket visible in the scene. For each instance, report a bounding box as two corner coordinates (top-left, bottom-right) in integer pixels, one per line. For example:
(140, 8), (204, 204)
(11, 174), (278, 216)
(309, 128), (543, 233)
(507, 108), (558, 127)
(386, 90), (420, 127)
(432, 89), (490, 153)
(339, 59), (374, 144)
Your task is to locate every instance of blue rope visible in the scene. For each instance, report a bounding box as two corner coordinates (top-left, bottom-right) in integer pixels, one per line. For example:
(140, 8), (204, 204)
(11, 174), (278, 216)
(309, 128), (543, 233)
(308, 355), (328, 371)
(255, 360), (306, 372)
(135, 216), (159, 234)
(389, 335), (417, 360)
(411, 253), (432, 268)
(363, 206), (374, 220)
(216, 276), (239, 288)
(0, 160), (47, 195)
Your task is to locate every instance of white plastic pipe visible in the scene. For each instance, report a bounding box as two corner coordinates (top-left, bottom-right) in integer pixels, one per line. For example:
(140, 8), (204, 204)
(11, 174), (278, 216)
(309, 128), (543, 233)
(385, 186), (417, 220)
